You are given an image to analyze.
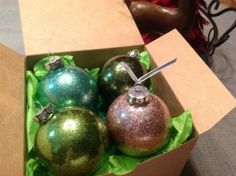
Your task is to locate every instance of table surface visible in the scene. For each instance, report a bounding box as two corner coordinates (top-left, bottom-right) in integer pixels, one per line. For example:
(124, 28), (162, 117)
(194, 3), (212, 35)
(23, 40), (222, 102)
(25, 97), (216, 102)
(0, 0), (236, 175)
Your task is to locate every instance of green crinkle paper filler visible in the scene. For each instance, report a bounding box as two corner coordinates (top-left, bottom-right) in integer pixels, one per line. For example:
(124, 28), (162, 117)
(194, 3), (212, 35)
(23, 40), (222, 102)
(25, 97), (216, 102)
(26, 71), (40, 153)
(26, 52), (193, 176)
(84, 68), (100, 82)
(139, 51), (151, 70)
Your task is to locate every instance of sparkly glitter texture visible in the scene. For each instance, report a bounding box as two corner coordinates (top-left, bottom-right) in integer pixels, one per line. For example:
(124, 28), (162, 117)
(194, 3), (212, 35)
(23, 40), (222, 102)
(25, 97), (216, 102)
(35, 107), (107, 176)
(37, 66), (98, 111)
(107, 93), (171, 157)
(98, 55), (150, 106)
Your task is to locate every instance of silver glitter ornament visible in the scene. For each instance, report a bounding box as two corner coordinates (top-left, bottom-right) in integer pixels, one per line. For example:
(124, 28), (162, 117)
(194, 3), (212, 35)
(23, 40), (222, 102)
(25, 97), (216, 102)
(37, 57), (99, 110)
(107, 59), (176, 157)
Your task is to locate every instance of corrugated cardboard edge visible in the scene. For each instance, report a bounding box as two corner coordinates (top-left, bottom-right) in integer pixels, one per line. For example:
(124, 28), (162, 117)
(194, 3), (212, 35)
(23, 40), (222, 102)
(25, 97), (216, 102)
(146, 30), (236, 134)
(0, 44), (25, 176)
(19, 0), (143, 56)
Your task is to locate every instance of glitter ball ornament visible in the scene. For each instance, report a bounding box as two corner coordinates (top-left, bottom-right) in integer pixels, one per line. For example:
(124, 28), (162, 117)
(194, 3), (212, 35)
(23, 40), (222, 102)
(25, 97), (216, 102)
(98, 50), (150, 106)
(37, 57), (98, 110)
(107, 59), (176, 157)
(107, 85), (171, 157)
(34, 105), (107, 176)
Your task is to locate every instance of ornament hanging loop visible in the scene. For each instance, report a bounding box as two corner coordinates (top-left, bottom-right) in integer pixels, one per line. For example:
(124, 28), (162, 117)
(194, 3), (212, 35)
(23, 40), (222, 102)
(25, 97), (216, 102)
(121, 58), (176, 104)
(120, 62), (139, 83)
(138, 58), (177, 84)
(120, 58), (176, 85)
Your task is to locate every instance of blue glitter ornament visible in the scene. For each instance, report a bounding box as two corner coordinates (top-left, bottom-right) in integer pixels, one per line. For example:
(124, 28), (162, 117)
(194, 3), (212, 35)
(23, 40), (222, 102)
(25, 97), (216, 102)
(37, 57), (99, 110)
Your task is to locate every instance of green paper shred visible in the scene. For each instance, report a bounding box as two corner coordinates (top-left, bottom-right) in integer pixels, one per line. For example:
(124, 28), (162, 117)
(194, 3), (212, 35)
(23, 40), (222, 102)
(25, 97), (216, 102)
(165, 111), (193, 151)
(26, 158), (54, 176)
(139, 51), (151, 70)
(149, 86), (157, 95)
(26, 53), (193, 176)
(85, 68), (100, 82)
(26, 71), (40, 153)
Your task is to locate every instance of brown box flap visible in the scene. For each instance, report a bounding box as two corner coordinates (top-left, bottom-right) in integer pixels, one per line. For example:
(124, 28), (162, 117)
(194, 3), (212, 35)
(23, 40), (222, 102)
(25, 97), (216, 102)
(0, 44), (24, 176)
(146, 30), (236, 134)
(19, 0), (143, 56)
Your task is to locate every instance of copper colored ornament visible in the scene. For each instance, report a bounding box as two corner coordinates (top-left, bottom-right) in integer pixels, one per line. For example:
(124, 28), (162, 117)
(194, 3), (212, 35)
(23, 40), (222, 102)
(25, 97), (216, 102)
(107, 59), (176, 157)
(98, 50), (150, 106)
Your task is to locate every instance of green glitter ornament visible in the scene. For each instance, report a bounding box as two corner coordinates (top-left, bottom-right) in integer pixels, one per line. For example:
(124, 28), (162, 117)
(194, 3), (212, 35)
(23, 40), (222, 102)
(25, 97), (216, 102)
(98, 50), (150, 106)
(34, 105), (107, 176)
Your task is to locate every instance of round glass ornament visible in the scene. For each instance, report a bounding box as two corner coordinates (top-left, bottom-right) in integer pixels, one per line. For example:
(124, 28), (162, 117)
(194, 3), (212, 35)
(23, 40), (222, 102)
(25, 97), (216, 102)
(98, 50), (150, 106)
(34, 105), (107, 176)
(107, 59), (176, 157)
(37, 57), (99, 111)
(107, 85), (171, 157)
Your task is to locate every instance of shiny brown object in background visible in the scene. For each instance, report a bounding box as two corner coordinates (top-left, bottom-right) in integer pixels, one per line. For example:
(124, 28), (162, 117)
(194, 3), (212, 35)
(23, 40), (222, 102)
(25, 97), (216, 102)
(107, 85), (171, 157)
(125, 0), (196, 34)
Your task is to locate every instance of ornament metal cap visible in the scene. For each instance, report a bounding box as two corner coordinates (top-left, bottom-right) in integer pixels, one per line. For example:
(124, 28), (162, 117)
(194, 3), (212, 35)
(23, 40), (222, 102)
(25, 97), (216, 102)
(34, 104), (55, 123)
(128, 84), (149, 105)
(127, 49), (140, 58)
(45, 56), (64, 71)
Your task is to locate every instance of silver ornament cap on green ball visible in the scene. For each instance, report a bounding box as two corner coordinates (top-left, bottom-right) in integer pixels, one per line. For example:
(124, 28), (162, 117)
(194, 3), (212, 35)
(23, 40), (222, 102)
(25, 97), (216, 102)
(34, 104), (107, 176)
(37, 56), (99, 111)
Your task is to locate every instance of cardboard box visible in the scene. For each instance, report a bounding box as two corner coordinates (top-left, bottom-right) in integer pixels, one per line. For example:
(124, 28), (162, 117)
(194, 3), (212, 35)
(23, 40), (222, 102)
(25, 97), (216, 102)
(0, 0), (235, 176)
